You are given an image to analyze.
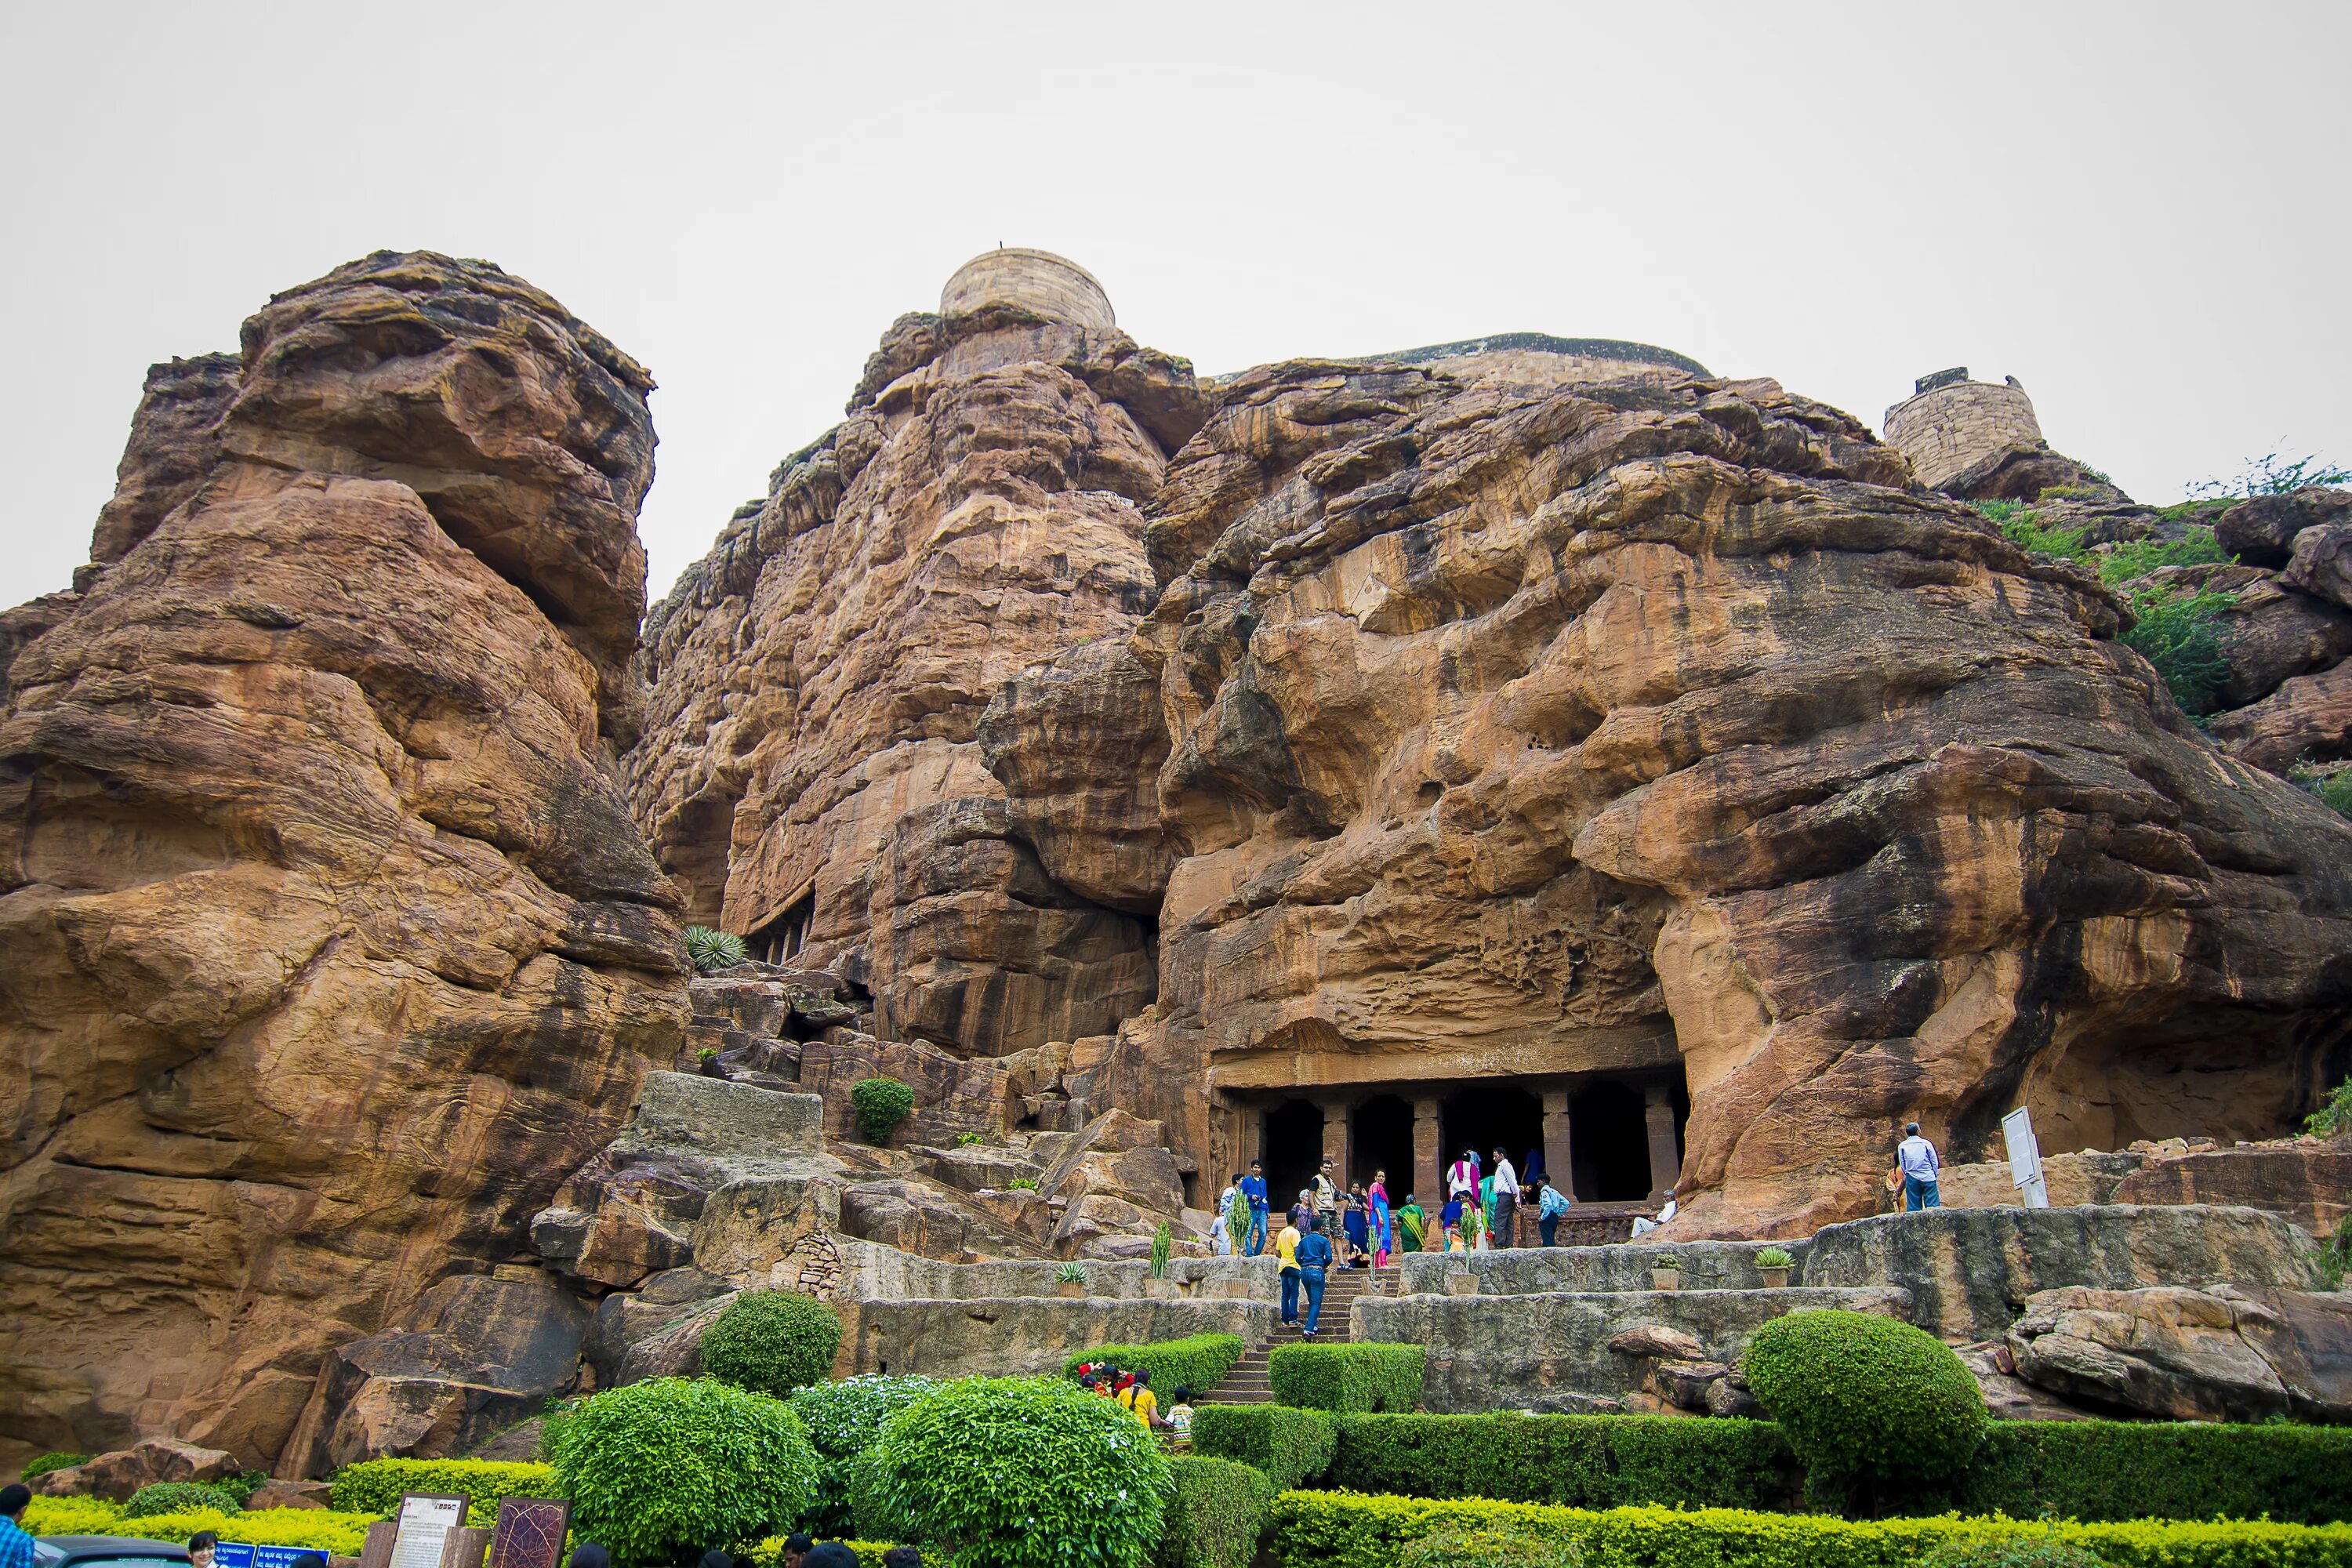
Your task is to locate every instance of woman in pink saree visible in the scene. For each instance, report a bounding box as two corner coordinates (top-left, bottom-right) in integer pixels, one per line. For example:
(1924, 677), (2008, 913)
(1368, 1169), (1394, 1268)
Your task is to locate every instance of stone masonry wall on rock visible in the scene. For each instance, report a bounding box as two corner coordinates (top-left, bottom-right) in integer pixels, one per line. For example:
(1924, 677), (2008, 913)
(1883, 372), (2047, 491)
(0, 252), (688, 1468)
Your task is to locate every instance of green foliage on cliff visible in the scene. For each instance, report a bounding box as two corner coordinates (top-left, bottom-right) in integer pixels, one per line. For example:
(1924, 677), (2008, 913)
(850, 1076), (915, 1144)
(685, 924), (748, 973)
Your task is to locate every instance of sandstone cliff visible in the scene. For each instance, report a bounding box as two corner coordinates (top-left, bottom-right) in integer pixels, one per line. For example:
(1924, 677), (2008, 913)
(1112, 365), (2352, 1236)
(0, 252), (688, 1467)
(626, 299), (1207, 1058)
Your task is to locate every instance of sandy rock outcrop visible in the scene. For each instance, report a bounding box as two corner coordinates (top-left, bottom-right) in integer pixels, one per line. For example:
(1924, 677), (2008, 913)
(627, 294), (1209, 1062)
(1934, 1134), (2351, 1236)
(1112, 363), (2352, 1235)
(2008, 1283), (2352, 1423)
(0, 252), (688, 1467)
(28, 1436), (239, 1500)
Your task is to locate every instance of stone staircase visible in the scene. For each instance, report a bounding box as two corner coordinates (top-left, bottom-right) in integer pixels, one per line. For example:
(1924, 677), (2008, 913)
(1201, 1264), (1395, 1403)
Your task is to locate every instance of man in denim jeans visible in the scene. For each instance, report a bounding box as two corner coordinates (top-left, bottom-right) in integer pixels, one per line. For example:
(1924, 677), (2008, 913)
(1896, 1121), (1942, 1210)
(1296, 1214), (1334, 1338)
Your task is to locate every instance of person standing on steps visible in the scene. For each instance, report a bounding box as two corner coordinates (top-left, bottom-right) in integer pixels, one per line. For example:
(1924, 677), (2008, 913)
(1536, 1174), (1571, 1246)
(1314, 1158), (1340, 1235)
(1296, 1213), (1334, 1338)
(1490, 1146), (1521, 1248)
(1240, 1160), (1271, 1255)
(1896, 1121), (1943, 1210)
(1275, 1207), (1304, 1325)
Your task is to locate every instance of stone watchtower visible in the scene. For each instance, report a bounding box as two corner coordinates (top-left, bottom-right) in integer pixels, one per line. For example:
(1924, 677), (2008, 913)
(939, 247), (1116, 329)
(1883, 367), (2045, 491)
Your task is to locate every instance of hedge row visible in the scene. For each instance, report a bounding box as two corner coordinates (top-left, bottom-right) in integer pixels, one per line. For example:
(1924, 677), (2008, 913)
(1267, 1344), (1422, 1413)
(1267, 1492), (2352, 1568)
(1953, 1420), (2352, 1527)
(1154, 1457), (1276, 1568)
(28, 1502), (378, 1559)
(1189, 1406), (1338, 1492)
(328, 1457), (560, 1525)
(1062, 1333), (1246, 1396)
(1324, 1411), (1796, 1512)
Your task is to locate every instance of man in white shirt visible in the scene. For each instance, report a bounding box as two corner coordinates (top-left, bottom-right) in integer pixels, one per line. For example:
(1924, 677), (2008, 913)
(1490, 1146), (1521, 1248)
(1313, 1159), (1339, 1229)
(1895, 1122), (1942, 1210)
(1632, 1186), (1678, 1237)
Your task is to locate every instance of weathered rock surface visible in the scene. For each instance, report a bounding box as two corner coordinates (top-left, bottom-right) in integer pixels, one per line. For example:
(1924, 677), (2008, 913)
(28, 1436), (239, 1500)
(1112, 362), (2352, 1234)
(2214, 488), (2352, 568)
(0, 252), (688, 1467)
(626, 285), (1210, 1063)
(2008, 1284), (2352, 1423)
(1936, 1135), (2350, 1236)
(279, 1271), (592, 1475)
(1800, 1204), (2317, 1339)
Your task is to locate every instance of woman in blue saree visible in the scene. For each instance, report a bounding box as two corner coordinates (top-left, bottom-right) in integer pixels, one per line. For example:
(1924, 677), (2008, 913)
(1368, 1169), (1394, 1268)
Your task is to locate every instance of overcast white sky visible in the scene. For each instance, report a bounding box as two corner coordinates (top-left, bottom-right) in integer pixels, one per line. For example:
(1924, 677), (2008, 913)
(4, 2), (2346, 608)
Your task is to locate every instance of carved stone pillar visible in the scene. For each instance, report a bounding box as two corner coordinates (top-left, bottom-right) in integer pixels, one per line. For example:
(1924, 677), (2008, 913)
(1318, 1094), (1351, 1187)
(1412, 1096), (1441, 1206)
(1239, 1099), (1263, 1173)
(1541, 1087), (1574, 1202)
(1643, 1082), (1681, 1200)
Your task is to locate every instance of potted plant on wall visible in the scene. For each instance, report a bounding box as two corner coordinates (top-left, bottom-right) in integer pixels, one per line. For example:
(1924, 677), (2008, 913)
(1056, 1261), (1089, 1299)
(1755, 1245), (1793, 1289)
(1650, 1253), (1682, 1292)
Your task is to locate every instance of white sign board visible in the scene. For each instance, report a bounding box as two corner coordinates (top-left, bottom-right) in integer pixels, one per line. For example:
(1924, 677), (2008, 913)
(390, 1494), (467, 1568)
(2001, 1106), (2049, 1207)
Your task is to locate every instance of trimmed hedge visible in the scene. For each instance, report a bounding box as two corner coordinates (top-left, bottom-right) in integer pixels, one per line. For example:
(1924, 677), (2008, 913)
(1952, 1419), (2352, 1526)
(1154, 1456), (1275, 1568)
(1266, 1491), (2352, 1568)
(330, 1457), (559, 1526)
(1324, 1411), (1796, 1512)
(1063, 1334), (1246, 1397)
(25, 1497), (129, 1535)
(552, 1377), (818, 1564)
(1189, 1405), (1338, 1493)
(1268, 1344), (1423, 1413)
(701, 1290), (844, 1399)
(60, 1508), (378, 1558)
(1742, 1310), (1984, 1497)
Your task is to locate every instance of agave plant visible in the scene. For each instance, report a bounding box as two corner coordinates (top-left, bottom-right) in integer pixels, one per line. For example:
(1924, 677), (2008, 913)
(684, 925), (748, 974)
(1055, 1261), (1089, 1284)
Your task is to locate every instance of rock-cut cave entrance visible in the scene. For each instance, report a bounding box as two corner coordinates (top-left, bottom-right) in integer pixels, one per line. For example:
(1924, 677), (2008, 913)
(1441, 1083), (1546, 1191)
(1349, 1094), (1415, 1194)
(1261, 1098), (1324, 1221)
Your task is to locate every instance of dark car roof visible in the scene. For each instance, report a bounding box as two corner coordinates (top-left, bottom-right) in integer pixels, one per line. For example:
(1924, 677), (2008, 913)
(33, 1538), (192, 1564)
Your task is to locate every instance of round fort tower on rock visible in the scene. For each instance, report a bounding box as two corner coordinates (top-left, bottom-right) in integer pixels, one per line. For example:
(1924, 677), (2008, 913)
(939, 246), (1116, 328)
(1882, 366), (2046, 490)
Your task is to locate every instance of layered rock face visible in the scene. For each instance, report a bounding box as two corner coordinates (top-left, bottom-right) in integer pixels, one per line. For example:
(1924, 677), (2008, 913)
(1124, 366), (2352, 1234)
(628, 262), (1208, 1058)
(0, 252), (688, 1466)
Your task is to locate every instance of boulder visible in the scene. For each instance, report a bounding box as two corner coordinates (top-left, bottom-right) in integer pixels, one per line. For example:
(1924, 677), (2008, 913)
(2008, 1284), (2352, 1423)
(0, 251), (687, 1467)
(1606, 1325), (1708, 1359)
(277, 1271), (591, 1474)
(2210, 576), (2352, 707)
(2214, 488), (2352, 567)
(2108, 1141), (2352, 1236)
(28, 1437), (238, 1500)
(1643, 1357), (1732, 1411)
(245, 1480), (333, 1509)
(2284, 522), (2352, 612)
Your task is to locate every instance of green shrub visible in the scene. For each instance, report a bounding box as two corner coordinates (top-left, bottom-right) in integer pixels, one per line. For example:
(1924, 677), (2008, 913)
(784, 1374), (942, 1535)
(1063, 1334), (1246, 1396)
(2316, 1215), (2352, 1293)
(2120, 586), (2231, 716)
(1007, 1177), (1038, 1190)
(1151, 1221), (1174, 1279)
(218, 1472), (270, 1506)
(1952, 1418), (2352, 1525)
(2189, 450), (2352, 499)
(1998, 510), (2090, 561)
(1322, 1411), (1795, 1512)
(1741, 1309), (1986, 1504)
(1058, 1261), (1090, 1287)
(21, 1497), (125, 1535)
(686, 925), (748, 973)
(866, 1375), (1171, 1568)
(1154, 1456), (1275, 1568)
(125, 1484), (244, 1519)
(1917, 1534), (2114, 1568)
(1755, 1246), (1795, 1269)
(549, 1376), (818, 1565)
(331, 1457), (561, 1525)
(2096, 524), (2230, 586)
(956, 1131), (983, 1145)
(1189, 1405), (1338, 1491)
(701, 1290), (844, 1397)
(2307, 1076), (2352, 1138)
(1397, 1526), (1583, 1568)
(1265, 1492), (2352, 1568)
(2312, 774), (2352, 821)
(20, 1452), (88, 1481)
(851, 1076), (915, 1144)
(1269, 1344), (1424, 1413)
(81, 1507), (377, 1556)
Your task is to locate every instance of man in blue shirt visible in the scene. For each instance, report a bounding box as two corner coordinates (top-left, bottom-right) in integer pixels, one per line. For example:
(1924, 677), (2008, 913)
(1295, 1214), (1335, 1337)
(1240, 1160), (1270, 1255)
(1896, 1122), (1942, 1210)
(0, 1483), (37, 1568)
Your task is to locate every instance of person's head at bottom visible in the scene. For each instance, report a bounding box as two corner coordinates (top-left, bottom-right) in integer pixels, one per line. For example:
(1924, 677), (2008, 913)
(187, 1531), (220, 1568)
(696, 1549), (735, 1568)
(289, 1554), (328, 1568)
(779, 1538), (813, 1568)
(567, 1545), (612, 1568)
(803, 1546), (861, 1568)
(882, 1549), (924, 1568)
(0, 1485), (27, 1523)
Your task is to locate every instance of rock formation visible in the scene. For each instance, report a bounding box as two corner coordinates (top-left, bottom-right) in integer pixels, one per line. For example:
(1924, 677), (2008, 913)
(0, 252), (688, 1468)
(627, 252), (1208, 1063)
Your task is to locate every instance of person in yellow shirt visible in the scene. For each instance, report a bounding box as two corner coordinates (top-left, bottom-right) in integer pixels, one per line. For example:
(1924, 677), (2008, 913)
(1119, 1367), (1161, 1428)
(1275, 1214), (1304, 1326)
